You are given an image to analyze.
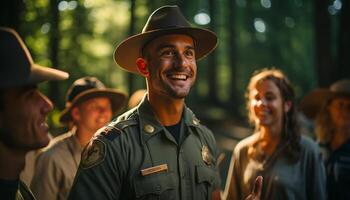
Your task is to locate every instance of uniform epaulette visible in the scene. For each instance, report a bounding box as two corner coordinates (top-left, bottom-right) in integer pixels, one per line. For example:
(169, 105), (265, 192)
(95, 125), (122, 141)
(98, 117), (138, 141)
(111, 118), (138, 130)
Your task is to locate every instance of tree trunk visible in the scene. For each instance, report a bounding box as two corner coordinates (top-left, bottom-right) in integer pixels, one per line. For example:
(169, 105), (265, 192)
(127, 0), (137, 95)
(337, 0), (350, 80)
(0, 0), (24, 29)
(48, 0), (61, 107)
(208, 0), (218, 103)
(314, 0), (334, 87)
(227, 0), (239, 116)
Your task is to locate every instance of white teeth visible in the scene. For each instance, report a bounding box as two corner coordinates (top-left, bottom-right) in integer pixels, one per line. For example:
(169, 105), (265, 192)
(170, 74), (187, 80)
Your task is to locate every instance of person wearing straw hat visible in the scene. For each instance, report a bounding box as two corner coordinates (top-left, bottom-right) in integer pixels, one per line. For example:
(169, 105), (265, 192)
(31, 76), (126, 200)
(0, 27), (68, 199)
(69, 5), (262, 200)
(301, 79), (350, 200)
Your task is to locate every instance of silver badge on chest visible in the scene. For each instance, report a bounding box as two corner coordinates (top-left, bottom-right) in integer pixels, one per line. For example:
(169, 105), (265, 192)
(201, 145), (211, 165)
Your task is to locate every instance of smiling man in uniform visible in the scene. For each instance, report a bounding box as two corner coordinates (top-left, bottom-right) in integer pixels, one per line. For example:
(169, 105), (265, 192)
(68, 5), (261, 200)
(0, 27), (68, 199)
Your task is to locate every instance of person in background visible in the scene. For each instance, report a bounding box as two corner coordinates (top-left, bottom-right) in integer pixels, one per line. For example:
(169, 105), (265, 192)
(68, 5), (261, 200)
(301, 79), (350, 200)
(225, 68), (326, 200)
(31, 76), (126, 200)
(0, 27), (68, 199)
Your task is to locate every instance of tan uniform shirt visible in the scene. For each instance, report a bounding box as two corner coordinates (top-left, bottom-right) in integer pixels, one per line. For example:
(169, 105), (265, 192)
(31, 129), (82, 200)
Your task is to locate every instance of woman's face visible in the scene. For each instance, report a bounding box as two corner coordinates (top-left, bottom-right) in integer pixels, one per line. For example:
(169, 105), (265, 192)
(328, 97), (350, 130)
(250, 79), (290, 129)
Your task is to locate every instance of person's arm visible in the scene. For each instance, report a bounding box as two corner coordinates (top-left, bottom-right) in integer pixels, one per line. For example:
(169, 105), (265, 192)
(222, 151), (241, 200)
(244, 176), (263, 200)
(68, 136), (126, 200)
(31, 152), (60, 200)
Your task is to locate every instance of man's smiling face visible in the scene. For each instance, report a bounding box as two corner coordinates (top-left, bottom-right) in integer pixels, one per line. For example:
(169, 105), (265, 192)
(144, 34), (197, 99)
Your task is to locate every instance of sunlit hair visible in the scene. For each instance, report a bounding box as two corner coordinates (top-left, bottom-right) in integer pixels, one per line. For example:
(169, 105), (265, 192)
(246, 68), (301, 162)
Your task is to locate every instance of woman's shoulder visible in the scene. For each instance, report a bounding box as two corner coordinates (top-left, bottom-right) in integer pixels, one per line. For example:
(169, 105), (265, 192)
(299, 135), (321, 155)
(234, 134), (256, 153)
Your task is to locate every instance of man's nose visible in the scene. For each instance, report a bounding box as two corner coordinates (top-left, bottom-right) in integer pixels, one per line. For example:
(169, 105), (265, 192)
(175, 53), (189, 68)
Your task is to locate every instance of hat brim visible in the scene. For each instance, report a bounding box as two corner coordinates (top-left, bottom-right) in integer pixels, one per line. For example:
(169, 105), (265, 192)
(300, 89), (332, 119)
(59, 89), (127, 123)
(114, 27), (218, 74)
(29, 64), (69, 84)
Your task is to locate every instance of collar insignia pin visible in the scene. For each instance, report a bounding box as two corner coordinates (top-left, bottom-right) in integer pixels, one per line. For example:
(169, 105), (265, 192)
(202, 145), (211, 165)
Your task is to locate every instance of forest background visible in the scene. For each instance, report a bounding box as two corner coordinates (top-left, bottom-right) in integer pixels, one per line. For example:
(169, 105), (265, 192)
(1, 0), (349, 181)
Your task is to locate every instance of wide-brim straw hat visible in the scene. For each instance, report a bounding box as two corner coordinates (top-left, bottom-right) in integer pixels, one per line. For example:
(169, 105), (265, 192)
(114, 5), (218, 74)
(0, 27), (68, 88)
(300, 79), (350, 119)
(59, 77), (127, 123)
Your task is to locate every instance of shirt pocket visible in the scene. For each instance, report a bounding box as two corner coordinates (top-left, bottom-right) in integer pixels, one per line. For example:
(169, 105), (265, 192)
(134, 171), (176, 200)
(195, 165), (216, 200)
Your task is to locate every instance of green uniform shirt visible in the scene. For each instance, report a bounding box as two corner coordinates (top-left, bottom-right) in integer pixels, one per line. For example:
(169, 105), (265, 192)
(69, 98), (219, 200)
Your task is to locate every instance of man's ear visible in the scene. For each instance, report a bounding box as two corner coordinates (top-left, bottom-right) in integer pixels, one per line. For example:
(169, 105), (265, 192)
(284, 101), (292, 113)
(136, 58), (149, 77)
(71, 107), (80, 122)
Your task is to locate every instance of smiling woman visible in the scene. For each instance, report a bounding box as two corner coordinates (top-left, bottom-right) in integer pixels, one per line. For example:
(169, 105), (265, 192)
(225, 68), (326, 200)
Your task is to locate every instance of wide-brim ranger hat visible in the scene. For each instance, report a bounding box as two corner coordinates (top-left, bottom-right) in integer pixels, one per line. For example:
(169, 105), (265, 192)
(59, 77), (127, 123)
(114, 5), (218, 74)
(0, 27), (68, 88)
(300, 79), (350, 119)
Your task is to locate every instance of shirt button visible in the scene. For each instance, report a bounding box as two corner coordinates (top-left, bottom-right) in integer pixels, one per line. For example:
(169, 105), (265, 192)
(144, 124), (154, 134)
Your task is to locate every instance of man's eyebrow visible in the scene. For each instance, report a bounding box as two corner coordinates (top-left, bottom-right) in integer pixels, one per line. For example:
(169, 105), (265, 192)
(156, 44), (195, 51)
(157, 44), (175, 51)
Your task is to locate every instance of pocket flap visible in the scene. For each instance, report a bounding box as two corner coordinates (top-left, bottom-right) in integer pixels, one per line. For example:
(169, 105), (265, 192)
(195, 165), (215, 185)
(134, 171), (175, 197)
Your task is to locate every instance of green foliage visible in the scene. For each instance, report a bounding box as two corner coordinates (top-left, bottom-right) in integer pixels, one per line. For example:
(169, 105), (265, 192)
(20, 0), (330, 127)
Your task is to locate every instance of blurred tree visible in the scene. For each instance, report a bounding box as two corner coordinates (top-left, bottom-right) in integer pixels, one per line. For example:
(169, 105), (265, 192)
(338, 0), (350, 79)
(314, 0), (334, 87)
(48, 0), (61, 107)
(0, 0), (24, 29)
(208, 0), (218, 104)
(127, 0), (137, 95)
(227, 0), (239, 116)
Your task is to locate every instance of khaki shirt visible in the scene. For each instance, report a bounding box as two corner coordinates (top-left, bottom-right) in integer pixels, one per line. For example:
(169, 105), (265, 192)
(31, 129), (82, 200)
(69, 98), (220, 200)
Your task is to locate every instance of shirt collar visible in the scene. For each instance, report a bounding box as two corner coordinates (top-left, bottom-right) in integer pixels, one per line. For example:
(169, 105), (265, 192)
(136, 97), (201, 143)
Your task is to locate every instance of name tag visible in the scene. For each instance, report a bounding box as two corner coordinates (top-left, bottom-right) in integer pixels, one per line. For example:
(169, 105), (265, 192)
(141, 164), (168, 176)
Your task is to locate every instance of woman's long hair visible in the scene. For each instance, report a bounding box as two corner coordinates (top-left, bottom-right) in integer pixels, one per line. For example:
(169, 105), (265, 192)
(315, 95), (343, 144)
(246, 68), (301, 162)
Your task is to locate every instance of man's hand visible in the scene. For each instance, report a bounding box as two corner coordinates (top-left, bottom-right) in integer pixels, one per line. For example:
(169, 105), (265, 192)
(245, 176), (263, 200)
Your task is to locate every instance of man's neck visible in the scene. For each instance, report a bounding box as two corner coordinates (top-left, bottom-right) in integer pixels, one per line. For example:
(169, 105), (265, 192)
(75, 127), (95, 148)
(0, 142), (26, 180)
(148, 93), (184, 126)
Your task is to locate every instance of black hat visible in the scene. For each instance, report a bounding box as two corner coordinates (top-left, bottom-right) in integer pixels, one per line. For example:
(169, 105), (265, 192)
(0, 27), (68, 88)
(59, 77), (127, 123)
(114, 5), (217, 74)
